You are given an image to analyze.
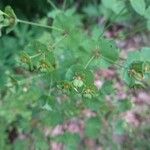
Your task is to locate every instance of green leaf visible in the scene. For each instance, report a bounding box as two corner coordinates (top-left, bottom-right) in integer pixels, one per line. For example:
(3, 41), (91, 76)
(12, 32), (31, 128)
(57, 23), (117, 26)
(102, 0), (125, 15)
(83, 4), (100, 17)
(140, 47), (150, 61)
(85, 117), (101, 139)
(114, 120), (127, 135)
(61, 99), (80, 118)
(101, 80), (115, 95)
(102, 0), (116, 9)
(130, 0), (146, 15)
(144, 6), (150, 19)
(33, 130), (49, 150)
(37, 95), (64, 126)
(117, 99), (132, 112)
(13, 139), (30, 150)
(52, 8), (82, 35)
(53, 132), (80, 150)
(0, 14), (4, 22)
(38, 95), (57, 111)
(111, 1), (125, 14)
(99, 38), (119, 63)
(129, 61), (145, 80)
(91, 25), (103, 41)
(83, 98), (101, 112)
(25, 40), (48, 54)
(41, 111), (64, 126)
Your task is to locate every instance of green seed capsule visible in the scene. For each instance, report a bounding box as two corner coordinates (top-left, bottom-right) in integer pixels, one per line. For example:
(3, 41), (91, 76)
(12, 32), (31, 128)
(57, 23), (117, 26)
(73, 78), (84, 88)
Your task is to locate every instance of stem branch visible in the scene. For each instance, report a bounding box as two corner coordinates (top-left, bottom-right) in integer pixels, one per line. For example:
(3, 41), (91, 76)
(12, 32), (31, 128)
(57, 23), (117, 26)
(17, 19), (63, 32)
(99, 7), (125, 37)
(84, 55), (95, 69)
(47, 0), (58, 10)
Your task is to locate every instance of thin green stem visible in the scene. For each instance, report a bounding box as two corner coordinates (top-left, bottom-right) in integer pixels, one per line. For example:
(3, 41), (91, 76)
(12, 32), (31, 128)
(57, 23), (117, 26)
(52, 34), (67, 48)
(0, 11), (9, 17)
(47, 0), (58, 10)
(101, 55), (126, 69)
(84, 55), (95, 69)
(0, 10), (3, 14)
(62, 0), (67, 10)
(17, 19), (64, 32)
(30, 53), (42, 59)
(99, 7), (125, 38)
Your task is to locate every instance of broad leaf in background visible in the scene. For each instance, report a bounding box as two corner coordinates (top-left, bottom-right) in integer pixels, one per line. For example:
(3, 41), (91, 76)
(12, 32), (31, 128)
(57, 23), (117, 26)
(130, 0), (146, 15)
(85, 117), (101, 139)
(102, 0), (125, 14)
(144, 6), (150, 19)
(53, 132), (80, 150)
(82, 4), (100, 17)
(116, 99), (132, 113)
(100, 80), (115, 95)
(13, 139), (30, 150)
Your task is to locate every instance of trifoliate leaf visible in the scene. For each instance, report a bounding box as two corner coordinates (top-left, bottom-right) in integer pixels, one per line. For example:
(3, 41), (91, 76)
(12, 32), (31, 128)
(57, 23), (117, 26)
(130, 0), (146, 16)
(85, 117), (101, 139)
